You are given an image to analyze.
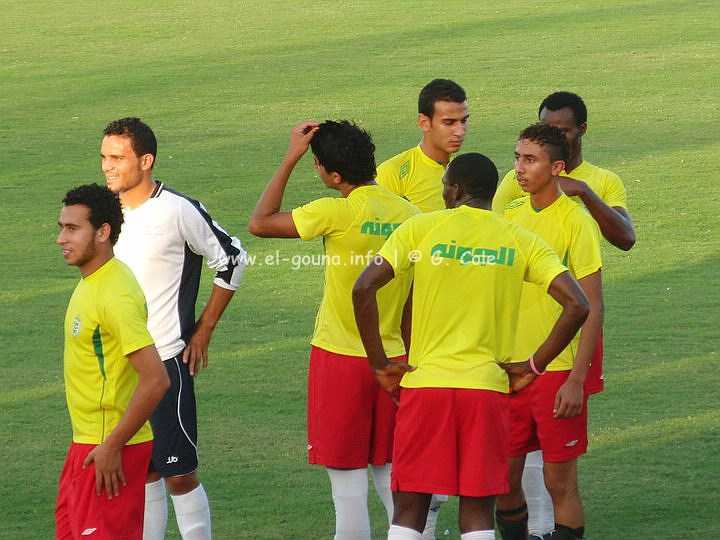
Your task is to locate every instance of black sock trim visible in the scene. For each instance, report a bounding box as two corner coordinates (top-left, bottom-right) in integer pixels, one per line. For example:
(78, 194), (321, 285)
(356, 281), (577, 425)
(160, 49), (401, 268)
(496, 503), (528, 517)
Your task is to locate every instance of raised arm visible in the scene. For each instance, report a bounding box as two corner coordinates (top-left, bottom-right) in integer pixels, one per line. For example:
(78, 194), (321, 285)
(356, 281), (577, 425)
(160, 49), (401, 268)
(559, 176), (636, 250)
(248, 121), (319, 238)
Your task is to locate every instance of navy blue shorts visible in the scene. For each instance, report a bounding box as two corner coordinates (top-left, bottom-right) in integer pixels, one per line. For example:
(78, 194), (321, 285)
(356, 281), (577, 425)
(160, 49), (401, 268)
(149, 353), (199, 477)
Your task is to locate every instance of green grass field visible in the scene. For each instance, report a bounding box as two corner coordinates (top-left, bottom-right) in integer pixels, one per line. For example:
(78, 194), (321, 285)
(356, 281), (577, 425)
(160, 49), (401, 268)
(2, 1), (719, 538)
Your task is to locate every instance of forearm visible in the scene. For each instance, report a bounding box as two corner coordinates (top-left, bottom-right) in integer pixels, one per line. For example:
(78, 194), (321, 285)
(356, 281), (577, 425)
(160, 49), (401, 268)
(198, 284), (235, 331)
(248, 153), (301, 236)
(577, 187), (635, 250)
(353, 286), (389, 370)
(104, 349), (169, 449)
(568, 302), (604, 385)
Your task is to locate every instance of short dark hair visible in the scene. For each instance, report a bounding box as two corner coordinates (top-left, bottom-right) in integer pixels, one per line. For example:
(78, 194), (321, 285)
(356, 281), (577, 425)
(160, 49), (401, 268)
(103, 117), (157, 166)
(538, 91), (587, 126)
(418, 79), (467, 118)
(519, 123), (570, 163)
(63, 184), (124, 245)
(310, 120), (376, 186)
(445, 153), (498, 200)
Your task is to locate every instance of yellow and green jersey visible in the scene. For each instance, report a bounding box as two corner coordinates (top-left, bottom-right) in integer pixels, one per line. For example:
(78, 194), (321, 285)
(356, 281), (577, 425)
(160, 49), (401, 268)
(292, 184), (419, 357)
(63, 257), (155, 445)
(492, 160), (628, 221)
(376, 145), (447, 213)
(378, 205), (566, 392)
(505, 194), (602, 371)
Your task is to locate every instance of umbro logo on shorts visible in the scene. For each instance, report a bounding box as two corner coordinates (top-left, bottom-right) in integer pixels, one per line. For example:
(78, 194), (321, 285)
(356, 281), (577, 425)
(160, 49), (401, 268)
(565, 439), (579, 447)
(166, 455), (179, 464)
(81, 528), (97, 536)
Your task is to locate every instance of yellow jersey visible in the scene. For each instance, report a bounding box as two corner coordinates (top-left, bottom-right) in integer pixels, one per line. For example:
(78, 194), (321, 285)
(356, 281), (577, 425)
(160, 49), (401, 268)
(292, 184), (419, 357)
(376, 145), (447, 213)
(63, 257), (155, 445)
(505, 194), (602, 371)
(378, 205), (566, 392)
(492, 160), (628, 216)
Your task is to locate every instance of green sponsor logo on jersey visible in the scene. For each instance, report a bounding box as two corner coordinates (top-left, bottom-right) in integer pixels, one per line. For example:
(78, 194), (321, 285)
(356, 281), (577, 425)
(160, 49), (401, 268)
(399, 161), (410, 179)
(430, 241), (516, 267)
(360, 218), (401, 238)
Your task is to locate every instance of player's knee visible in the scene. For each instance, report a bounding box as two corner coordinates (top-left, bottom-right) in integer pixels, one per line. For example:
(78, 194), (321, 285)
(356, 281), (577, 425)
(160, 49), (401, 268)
(165, 472), (200, 495)
(495, 504), (528, 540)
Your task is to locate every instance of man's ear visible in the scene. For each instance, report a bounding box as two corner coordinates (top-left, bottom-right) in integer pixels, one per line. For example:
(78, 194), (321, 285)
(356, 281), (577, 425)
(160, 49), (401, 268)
(578, 122), (587, 138)
(141, 152), (155, 171)
(418, 113), (432, 134)
(96, 222), (112, 244)
(551, 160), (566, 177)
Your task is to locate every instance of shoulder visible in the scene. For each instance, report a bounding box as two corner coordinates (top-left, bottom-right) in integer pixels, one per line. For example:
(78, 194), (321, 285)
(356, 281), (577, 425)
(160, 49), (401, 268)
(377, 147), (416, 174)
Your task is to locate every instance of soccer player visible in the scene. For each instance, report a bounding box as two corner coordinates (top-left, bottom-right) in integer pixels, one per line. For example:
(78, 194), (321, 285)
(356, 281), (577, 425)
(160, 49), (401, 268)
(56, 183), (170, 539)
(493, 92), (634, 539)
(376, 78), (469, 212)
(101, 117), (246, 540)
(352, 152), (590, 540)
(494, 124), (604, 540)
(376, 77), (469, 538)
(248, 120), (419, 539)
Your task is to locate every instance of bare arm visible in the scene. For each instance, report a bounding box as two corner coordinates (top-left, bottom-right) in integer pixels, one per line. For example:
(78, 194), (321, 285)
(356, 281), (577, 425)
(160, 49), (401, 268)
(500, 271), (589, 392)
(560, 176), (636, 250)
(183, 284), (235, 376)
(353, 257), (415, 404)
(400, 284), (413, 354)
(82, 344), (170, 498)
(553, 270), (604, 418)
(248, 121), (319, 238)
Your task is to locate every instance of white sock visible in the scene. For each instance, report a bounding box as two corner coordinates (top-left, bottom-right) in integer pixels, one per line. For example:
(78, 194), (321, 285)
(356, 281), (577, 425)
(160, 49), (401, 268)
(460, 530), (495, 540)
(143, 479), (168, 540)
(327, 468), (370, 540)
(421, 494), (448, 540)
(522, 450), (554, 537)
(171, 483), (211, 540)
(370, 463), (394, 523)
(388, 524), (423, 539)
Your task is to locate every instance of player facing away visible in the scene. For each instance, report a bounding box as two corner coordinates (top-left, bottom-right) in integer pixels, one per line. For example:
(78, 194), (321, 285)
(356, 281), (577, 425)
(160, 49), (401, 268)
(248, 120), (419, 539)
(376, 77), (468, 538)
(376, 78), (469, 213)
(493, 91), (634, 539)
(352, 153), (590, 540)
(56, 184), (170, 539)
(494, 124), (604, 540)
(102, 117), (246, 540)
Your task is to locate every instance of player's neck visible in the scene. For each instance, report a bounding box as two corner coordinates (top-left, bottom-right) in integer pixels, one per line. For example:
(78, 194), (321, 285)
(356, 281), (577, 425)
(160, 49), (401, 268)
(120, 177), (158, 209)
(420, 139), (450, 165)
(529, 180), (562, 210)
(458, 196), (491, 210)
(565, 147), (583, 173)
(79, 250), (113, 278)
(339, 180), (375, 198)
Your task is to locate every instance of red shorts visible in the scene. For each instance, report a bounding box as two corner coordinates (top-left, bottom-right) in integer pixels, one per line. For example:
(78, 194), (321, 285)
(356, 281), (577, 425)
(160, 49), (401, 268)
(391, 387), (509, 497)
(307, 346), (401, 468)
(584, 333), (604, 396)
(56, 441), (152, 540)
(508, 371), (588, 463)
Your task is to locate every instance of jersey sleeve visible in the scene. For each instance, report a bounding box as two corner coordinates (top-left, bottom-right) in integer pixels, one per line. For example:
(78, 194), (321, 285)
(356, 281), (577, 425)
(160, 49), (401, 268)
(522, 233), (568, 292)
(376, 157), (405, 197)
(600, 170), (628, 209)
(377, 216), (416, 277)
(178, 198), (246, 290)
(566, 211), (603, 280)
(99, 284), (155, 357)
(291, 197), (347, 241)
(492, 169), (524, 213)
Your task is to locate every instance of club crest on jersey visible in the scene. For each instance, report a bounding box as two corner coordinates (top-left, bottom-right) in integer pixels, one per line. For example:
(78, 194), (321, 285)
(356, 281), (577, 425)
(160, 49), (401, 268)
(72, 316), (82, 336)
